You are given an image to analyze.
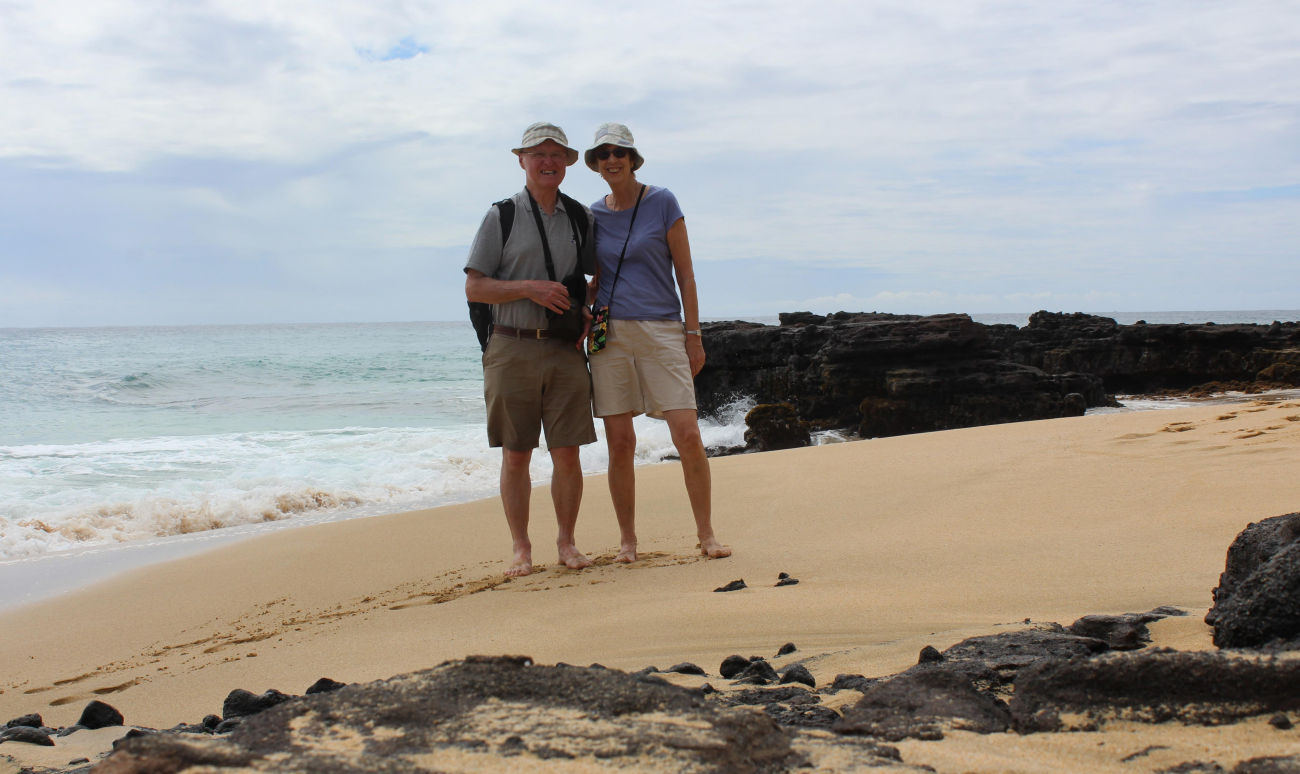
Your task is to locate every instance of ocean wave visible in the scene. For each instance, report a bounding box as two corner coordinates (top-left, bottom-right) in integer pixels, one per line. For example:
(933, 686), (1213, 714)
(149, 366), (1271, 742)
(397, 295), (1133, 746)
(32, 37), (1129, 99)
(0, 403), (758, 561)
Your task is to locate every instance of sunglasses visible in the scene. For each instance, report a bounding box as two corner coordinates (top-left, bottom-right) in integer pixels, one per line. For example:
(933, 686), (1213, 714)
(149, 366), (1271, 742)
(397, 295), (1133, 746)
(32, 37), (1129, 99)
(595, 147), (631, 161)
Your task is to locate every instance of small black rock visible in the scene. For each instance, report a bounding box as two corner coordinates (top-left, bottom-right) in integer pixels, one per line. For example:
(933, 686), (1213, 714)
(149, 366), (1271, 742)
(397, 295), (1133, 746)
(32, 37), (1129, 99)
(3, 713), (43, 729)
(720, 655), (751, 678)
(223, 688), (292, 720)
(734, 659), (780, 684)
(776, 577), (800, 587)
(306, 677), (347, 695)
(0, 726), (54, 746)
(714, 579), (747, 592)
(778, 572), (791, 579)
(918, 645), (944, 664)
(666, 662), (707, 676)
(829, 674), (874, 692)
(780, 664), (816, 688)
(1269, 713), (1293, 730)
(776, 642), (797, 657)
(77, 700), (125, 730)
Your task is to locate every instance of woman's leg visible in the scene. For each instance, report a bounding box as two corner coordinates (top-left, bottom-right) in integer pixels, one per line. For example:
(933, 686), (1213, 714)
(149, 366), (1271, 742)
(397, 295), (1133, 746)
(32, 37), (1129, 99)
(603, 413), (639, 561)
(664, 409), (731, 558)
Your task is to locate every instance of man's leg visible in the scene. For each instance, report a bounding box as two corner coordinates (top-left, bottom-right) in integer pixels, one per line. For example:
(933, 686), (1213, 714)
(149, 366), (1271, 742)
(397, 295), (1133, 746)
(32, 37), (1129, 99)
(501, 447), (535, 576)
(602, 413), (639, 562)
(549, 445), (591, 569)
(664, 409), (731, 558)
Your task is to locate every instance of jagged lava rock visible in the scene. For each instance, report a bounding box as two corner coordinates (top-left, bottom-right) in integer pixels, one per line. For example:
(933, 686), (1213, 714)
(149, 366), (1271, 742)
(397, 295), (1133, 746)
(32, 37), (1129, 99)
(1207, 513), (1300, 648)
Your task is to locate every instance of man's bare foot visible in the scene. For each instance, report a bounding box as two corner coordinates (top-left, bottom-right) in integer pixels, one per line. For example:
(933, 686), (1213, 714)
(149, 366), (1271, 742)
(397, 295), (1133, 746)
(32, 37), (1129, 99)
(505, 547), (533, 578)
(615, 542), (638, 563)
(699, 536), (732, 558)
(558, 544), (592, 570)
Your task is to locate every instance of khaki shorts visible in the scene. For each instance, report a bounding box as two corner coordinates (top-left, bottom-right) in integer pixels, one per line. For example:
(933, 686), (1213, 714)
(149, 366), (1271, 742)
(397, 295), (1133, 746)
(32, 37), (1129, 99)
(483, 335), (596, 450)
(591, 319), (697, 419)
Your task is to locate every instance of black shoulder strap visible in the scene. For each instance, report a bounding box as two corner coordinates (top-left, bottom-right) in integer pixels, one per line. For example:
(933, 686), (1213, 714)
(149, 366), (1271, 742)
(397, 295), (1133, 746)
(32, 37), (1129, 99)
(558, 192), (588, 251)
(494, 198), (515, 245)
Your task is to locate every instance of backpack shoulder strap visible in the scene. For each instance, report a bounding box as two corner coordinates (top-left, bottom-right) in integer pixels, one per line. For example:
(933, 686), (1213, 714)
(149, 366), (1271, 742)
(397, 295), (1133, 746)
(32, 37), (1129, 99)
(558, 192), (588, 251)
(494, 198), (515, 245)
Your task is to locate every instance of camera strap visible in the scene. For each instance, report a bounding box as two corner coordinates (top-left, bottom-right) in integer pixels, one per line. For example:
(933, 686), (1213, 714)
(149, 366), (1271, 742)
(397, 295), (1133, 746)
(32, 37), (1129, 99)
(525, 188), (582, 283)
(603, 184), (646, 314)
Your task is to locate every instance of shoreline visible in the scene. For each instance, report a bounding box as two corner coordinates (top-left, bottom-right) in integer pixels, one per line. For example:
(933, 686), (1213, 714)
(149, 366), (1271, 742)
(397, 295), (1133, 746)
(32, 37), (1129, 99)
(3, 389), (1295, 615)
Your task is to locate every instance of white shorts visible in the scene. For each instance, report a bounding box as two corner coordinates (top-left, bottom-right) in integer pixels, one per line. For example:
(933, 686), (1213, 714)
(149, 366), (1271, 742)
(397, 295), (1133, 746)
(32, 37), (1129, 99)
(590, 319), (697, 419)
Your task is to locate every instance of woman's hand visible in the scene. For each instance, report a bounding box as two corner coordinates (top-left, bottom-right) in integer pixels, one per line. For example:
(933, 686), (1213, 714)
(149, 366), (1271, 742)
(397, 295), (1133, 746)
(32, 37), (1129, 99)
(579, 305), (594, 353)
(686, 334), (705, 376)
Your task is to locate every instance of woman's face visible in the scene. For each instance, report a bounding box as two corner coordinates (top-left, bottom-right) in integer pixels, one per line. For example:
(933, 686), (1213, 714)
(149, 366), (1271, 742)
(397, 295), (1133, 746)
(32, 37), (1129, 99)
(595, 144), (635, 184)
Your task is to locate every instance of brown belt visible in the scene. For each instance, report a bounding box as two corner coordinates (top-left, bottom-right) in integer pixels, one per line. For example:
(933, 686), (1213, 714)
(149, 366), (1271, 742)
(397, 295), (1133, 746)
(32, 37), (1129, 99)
(492, 325), (553, 340)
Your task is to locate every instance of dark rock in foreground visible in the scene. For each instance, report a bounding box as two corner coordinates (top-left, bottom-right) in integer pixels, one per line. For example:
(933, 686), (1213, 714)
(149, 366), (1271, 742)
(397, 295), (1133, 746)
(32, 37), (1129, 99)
(96, 657), (813, 773)
(1207, 512), (1300, 649)
(1011, 649), (1300, 731)
(835, 667), (1012, 741)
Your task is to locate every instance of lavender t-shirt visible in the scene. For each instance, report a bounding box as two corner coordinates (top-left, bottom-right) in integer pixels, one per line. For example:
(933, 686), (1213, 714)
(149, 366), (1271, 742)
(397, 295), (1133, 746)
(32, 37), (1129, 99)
(591, 186), (685, 321)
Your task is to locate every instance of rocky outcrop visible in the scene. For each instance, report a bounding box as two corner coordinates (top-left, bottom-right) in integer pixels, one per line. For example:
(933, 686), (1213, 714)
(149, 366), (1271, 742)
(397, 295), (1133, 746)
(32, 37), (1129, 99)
(697, 311), (1300, 440)
(993, 311), (1300, 394)
(698, 313), (1104, 439)
(1010, 649), (1300, 731)
(1206, 512), (1300, 649)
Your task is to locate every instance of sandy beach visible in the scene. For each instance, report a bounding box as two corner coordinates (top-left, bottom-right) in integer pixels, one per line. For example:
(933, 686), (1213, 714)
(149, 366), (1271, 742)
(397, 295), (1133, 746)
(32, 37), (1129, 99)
(3, 396), (1299, 772)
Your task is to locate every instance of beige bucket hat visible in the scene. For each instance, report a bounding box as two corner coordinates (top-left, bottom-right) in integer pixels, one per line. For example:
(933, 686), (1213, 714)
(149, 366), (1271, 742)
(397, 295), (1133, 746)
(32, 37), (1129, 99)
(512, 122), (579, 166)
(584, 122), (644, 171)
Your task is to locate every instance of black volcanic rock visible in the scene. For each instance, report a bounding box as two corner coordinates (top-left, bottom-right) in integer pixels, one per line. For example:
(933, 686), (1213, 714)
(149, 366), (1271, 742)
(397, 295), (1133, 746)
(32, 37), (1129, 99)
(835, 667), (1012, 741)
(77, 700), (125, 730)
(1010, 650), (1300, 732)
(222, 689), (292, 720)
(1207, 513), (1300, 649)
(1068, 613), (1154, 651)
(696, 311), (1300, 441)
(743, 402), (811, 451)
(697, 313), (1105, 439)
(96, 657), (808, 773)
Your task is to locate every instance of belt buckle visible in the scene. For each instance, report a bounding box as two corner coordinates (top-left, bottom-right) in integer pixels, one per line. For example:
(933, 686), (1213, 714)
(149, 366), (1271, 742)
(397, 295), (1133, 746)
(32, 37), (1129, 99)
(534, 329), (546, 339)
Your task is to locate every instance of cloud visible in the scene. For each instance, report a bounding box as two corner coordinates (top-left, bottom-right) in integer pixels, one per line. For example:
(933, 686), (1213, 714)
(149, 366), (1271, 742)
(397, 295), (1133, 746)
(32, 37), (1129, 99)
(2, 0), (1298, 326)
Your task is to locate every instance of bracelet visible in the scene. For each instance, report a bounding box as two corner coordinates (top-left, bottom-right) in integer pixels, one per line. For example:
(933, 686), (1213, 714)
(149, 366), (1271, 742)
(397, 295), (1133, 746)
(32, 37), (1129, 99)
(685, 330), (702, 336)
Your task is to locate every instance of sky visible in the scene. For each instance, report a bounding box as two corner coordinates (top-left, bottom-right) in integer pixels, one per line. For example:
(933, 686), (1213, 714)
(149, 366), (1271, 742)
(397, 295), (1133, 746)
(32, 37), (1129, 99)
(2, 0), (1298, 328)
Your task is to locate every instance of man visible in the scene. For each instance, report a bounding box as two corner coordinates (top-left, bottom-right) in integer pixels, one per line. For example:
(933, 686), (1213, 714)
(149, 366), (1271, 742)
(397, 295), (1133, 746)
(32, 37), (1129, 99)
(464, 122), (597, 577)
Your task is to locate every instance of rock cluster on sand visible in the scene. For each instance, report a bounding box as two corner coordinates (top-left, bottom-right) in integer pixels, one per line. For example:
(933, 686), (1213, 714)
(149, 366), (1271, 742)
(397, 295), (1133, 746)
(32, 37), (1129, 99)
(695, 311), (1300, 447)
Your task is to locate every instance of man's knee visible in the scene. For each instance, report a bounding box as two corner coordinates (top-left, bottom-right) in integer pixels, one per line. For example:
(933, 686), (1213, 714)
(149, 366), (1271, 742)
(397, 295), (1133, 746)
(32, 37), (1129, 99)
(502, 447), (533, 471)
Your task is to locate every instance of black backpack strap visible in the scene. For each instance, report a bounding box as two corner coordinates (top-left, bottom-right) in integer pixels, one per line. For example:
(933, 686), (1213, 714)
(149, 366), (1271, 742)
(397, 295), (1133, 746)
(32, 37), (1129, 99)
(558, 192), (588, 252)
(493, 198), (515, 245)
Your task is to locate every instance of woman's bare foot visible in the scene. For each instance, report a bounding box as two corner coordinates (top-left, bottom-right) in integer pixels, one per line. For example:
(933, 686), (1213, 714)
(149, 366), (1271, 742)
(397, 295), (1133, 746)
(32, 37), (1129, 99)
(505, 547), (533, 577)
(615, 542), (638, 563)
(699, 536), (732, 558)
(558, 543), (592, 570)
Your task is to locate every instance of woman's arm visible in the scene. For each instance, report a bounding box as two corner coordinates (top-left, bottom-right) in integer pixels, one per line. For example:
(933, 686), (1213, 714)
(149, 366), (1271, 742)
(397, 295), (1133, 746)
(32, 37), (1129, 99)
(666, 217), (706, 376)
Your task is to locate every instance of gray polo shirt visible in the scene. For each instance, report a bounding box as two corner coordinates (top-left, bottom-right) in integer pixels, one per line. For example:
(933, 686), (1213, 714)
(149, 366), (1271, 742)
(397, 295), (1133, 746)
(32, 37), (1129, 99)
(464, 189), (595, 330)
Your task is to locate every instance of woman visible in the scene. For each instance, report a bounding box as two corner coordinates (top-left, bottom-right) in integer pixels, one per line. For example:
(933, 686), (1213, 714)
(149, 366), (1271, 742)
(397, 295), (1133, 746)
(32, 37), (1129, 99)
(584, 122), (731, 562)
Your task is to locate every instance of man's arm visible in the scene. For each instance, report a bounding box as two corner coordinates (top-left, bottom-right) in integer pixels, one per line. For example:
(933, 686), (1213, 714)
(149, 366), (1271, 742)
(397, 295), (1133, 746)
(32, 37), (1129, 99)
(465, 269), (573, 314)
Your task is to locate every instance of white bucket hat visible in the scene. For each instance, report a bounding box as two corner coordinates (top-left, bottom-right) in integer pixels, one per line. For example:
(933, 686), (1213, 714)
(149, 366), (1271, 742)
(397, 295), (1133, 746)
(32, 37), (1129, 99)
(585, 122), (644, 171)
(512, 122), (579, 166)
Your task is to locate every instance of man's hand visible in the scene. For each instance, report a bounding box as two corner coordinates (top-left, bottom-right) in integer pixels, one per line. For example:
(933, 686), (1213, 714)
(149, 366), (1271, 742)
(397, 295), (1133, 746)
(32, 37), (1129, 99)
(527, 280), (572, 314)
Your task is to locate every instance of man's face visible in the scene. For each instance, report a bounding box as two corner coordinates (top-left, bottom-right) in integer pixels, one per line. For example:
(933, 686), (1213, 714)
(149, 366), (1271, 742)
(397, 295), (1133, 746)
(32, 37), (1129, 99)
(518, 140), (568, 192)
